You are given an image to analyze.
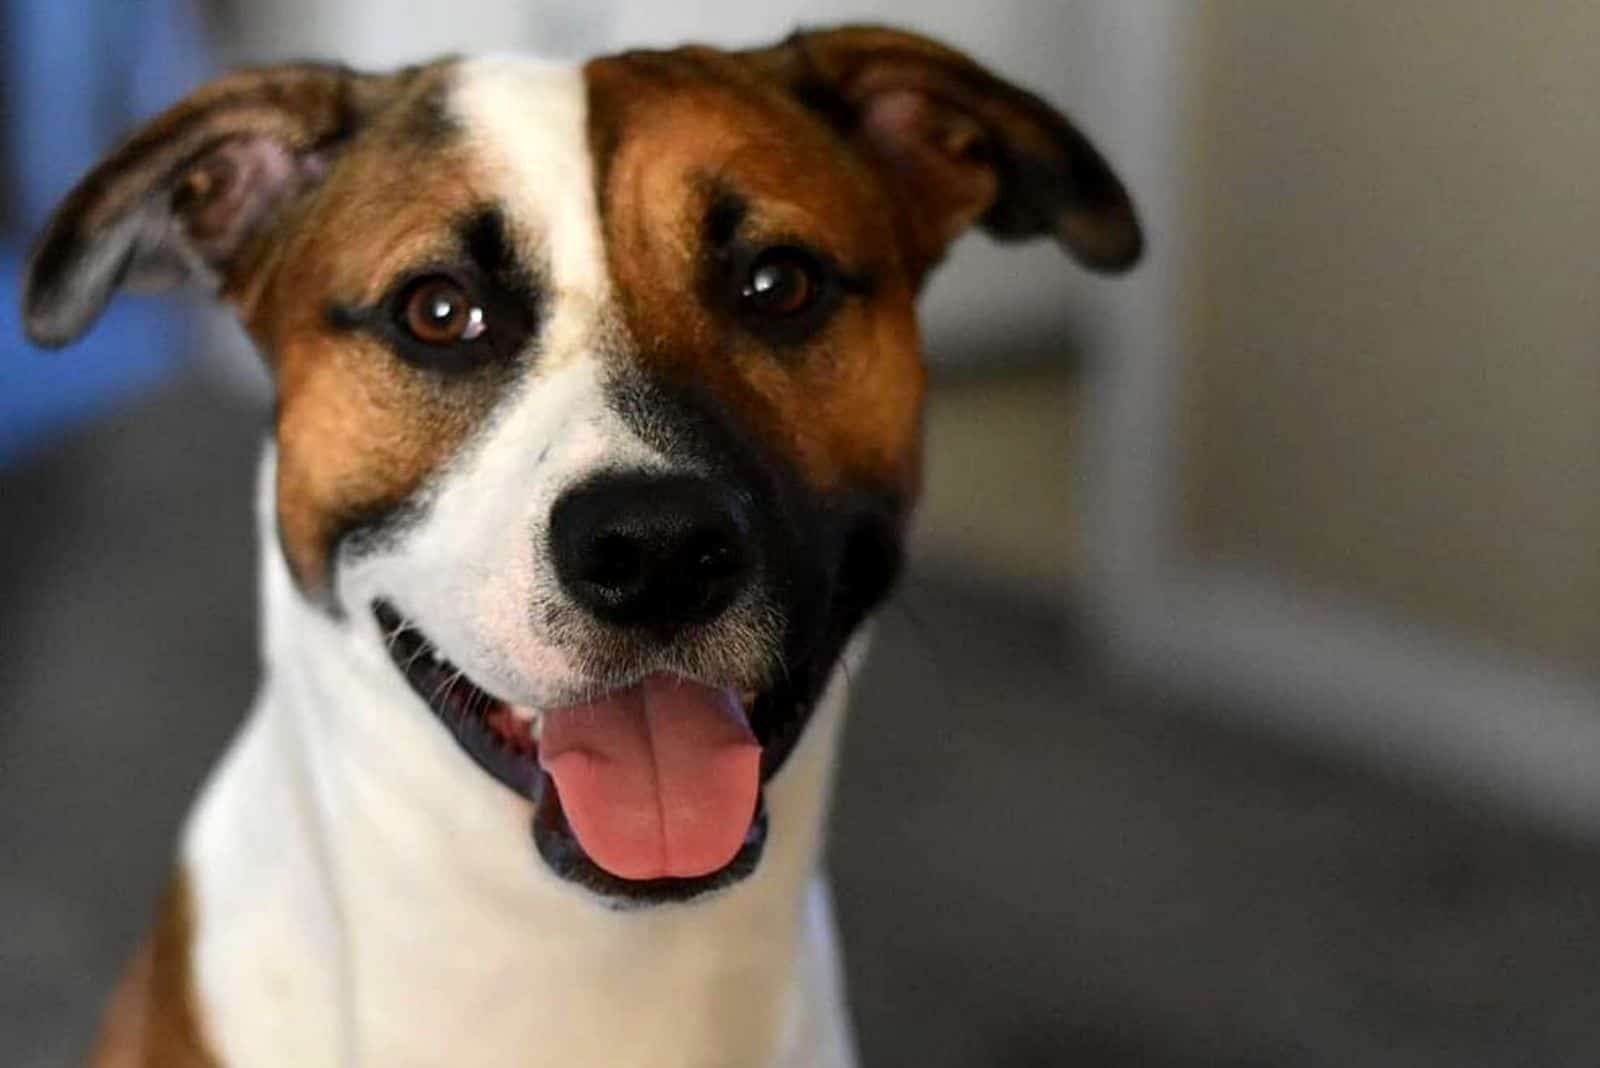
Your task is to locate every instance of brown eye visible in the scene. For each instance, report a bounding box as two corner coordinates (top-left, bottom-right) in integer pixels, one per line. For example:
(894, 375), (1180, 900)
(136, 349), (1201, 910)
(401, 276), (486, 346)
(740, 249), (820, 318)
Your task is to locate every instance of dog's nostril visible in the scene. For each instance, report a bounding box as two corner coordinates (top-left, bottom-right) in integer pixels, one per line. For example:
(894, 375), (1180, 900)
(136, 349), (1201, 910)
(551, 473), (757, 630)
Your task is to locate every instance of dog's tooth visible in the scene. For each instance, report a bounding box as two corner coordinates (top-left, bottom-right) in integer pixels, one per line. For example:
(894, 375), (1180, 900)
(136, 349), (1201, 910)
(507, 705), (542, 736)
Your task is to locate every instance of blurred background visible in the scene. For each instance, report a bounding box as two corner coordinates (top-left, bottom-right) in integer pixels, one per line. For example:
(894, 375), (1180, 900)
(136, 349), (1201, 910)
(3, 2), (1599, 1065)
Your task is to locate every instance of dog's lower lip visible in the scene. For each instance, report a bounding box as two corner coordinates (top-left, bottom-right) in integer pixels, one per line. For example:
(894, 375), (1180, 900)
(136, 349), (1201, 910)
(371, 600), (775, 901)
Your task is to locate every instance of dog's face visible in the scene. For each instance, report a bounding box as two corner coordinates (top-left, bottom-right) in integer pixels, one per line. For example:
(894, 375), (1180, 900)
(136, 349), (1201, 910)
(22, 28), (1139, 904)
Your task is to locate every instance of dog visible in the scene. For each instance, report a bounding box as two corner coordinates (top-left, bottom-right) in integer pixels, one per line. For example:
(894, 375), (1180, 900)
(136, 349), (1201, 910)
(21, 25), (1140, 1067)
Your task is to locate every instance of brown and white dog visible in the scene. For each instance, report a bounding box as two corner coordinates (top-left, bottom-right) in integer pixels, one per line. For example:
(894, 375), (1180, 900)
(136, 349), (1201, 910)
(22, 26), (1139, 1067)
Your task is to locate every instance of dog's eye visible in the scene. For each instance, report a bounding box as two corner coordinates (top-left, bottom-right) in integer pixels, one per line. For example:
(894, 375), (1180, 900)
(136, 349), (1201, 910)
(400, 276), (486, 346)
(329, 266), (533, 372)
(740, 248), (822, 320)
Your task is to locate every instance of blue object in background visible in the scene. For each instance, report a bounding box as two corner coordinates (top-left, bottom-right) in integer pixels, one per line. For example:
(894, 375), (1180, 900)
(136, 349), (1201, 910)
(0, 256), (178, 464)
(1, 0), (213, 466)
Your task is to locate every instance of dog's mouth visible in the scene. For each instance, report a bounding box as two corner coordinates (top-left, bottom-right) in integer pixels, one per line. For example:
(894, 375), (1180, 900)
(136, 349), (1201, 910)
(374, 600), (805, 904)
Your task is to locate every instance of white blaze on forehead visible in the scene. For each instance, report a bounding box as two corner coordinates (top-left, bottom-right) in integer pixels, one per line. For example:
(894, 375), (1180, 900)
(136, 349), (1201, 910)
(450, 56), (612, 339)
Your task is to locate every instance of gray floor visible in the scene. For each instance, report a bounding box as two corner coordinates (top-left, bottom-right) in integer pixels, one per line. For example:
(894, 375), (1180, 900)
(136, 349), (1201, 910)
(3, 374), (1599, 1067)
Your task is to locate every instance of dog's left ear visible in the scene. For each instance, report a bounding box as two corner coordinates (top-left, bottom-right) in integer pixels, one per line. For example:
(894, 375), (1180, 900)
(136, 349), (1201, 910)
(743, 25), (1142, 283)
(21, 63), (405, 349)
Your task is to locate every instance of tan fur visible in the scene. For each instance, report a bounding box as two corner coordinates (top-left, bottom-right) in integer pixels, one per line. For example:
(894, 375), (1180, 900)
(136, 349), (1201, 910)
(89, 873), (217, 1068)
(586, 49), (928, 499)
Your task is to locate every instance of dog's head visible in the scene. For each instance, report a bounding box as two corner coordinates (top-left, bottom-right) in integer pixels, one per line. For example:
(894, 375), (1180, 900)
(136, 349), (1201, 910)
(22, 27), (1139, 904)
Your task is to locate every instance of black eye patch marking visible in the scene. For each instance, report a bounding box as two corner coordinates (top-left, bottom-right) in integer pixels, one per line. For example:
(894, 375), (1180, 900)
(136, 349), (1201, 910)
(460, 207), (535, 302)
(326, 206), (542, 373)
(704, 189), (748, 249)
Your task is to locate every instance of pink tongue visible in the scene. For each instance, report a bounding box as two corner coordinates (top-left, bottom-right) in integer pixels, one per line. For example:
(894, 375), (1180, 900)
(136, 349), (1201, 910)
(537, 675), (761, 881)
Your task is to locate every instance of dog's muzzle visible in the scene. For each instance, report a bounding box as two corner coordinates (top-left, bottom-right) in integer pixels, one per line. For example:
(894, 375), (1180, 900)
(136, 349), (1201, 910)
(374, 471), (803, 905)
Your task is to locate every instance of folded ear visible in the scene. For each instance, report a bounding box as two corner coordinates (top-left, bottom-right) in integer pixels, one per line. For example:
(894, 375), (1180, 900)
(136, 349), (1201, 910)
(743, 25), (1143, 283)
(21, 63), (401, 349)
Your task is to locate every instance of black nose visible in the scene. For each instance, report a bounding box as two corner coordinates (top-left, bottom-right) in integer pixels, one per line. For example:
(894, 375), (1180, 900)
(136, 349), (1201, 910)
(550, 472), (756, 630)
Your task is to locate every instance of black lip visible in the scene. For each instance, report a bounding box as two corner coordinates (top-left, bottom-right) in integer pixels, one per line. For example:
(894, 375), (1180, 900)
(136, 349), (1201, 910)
(373, 600), (808, 904)
(376, 601), (541, 796)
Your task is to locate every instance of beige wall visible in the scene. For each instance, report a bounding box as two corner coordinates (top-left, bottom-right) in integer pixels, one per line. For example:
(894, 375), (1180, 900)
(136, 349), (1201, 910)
(1182, 3), (1600, 673)
(912, 370), (1082, 596)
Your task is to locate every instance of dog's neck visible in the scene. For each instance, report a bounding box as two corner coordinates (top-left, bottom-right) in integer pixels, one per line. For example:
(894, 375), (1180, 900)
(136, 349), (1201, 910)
(179, 449), (858, 1067)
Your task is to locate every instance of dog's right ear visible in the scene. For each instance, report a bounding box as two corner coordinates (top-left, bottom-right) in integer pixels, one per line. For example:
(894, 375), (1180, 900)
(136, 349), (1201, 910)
(21, 63), (400, 349)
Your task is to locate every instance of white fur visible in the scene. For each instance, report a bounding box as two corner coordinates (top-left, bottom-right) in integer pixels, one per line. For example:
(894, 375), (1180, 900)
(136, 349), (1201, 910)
(182, 57), (861, 1067)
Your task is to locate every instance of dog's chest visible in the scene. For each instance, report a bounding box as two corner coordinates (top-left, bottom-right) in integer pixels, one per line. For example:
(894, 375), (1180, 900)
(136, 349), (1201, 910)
(340, 872), (808, 1068)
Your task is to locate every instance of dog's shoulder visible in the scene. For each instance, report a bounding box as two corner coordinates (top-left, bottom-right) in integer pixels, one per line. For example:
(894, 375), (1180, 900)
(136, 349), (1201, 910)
(89, 872), (218, 1068)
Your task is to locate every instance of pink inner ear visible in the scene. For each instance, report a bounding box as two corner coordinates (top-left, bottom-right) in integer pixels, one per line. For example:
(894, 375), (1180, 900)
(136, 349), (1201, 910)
(176, 137), (319, 268)
(858, 89), (1000, 256)
(861, 90), (952, 167)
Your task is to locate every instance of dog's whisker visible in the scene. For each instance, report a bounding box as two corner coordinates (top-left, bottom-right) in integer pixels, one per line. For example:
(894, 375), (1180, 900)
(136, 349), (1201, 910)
(430, 666), (467, 709)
